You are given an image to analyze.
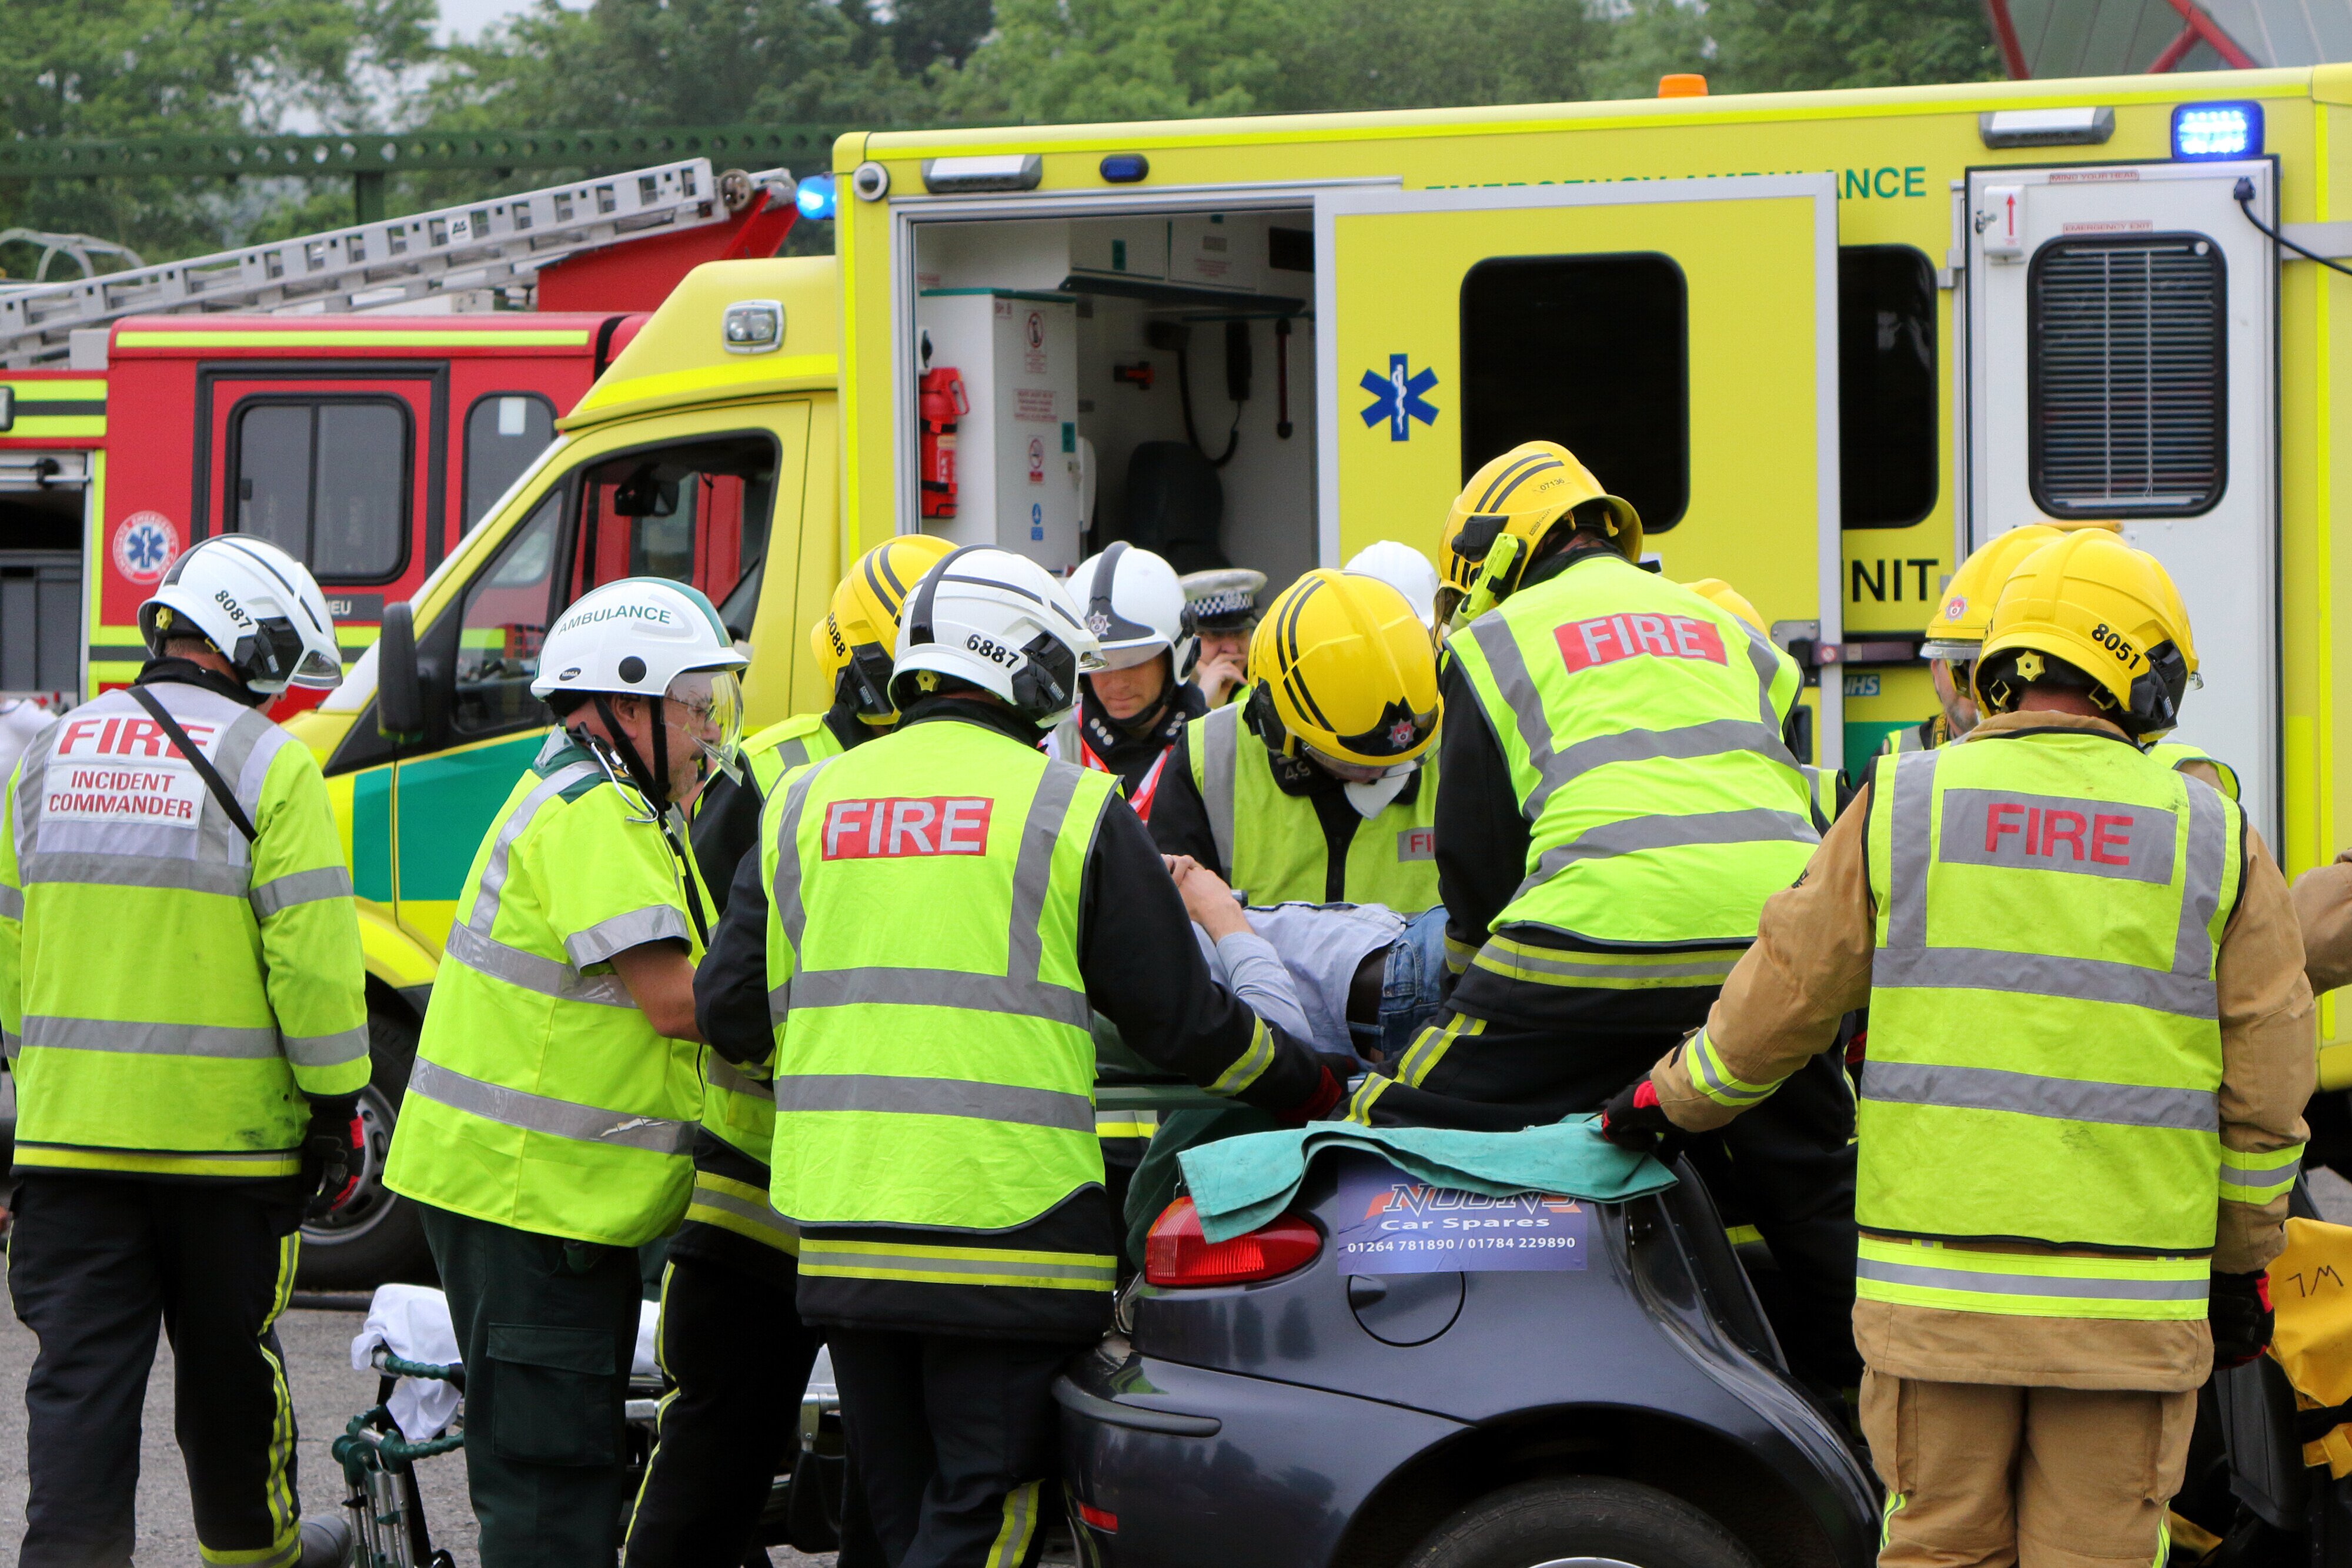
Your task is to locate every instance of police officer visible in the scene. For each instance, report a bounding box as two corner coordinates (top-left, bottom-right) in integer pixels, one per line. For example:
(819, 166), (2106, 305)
(1602, 529), (2313, 1568)
(694, 546), (1347, 1568)
(1180, 567), (1264, 707)
(1357, 440), (1859, 1387)
(382, 577), (746, 1567)
(1, 535), (367, 1568)
(630, 537), (947, 1568)
(1047, 542), (1205, 817)
(1151, 569), (1443, 912)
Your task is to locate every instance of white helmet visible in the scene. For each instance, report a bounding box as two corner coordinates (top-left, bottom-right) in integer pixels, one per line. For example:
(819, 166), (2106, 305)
(139, 535), (344, 696)
(1345, 541), (1442, 631)
(891, 546), (1104, 730)
(533, 578), (750, 788)
(1067, 542), (1197, 677)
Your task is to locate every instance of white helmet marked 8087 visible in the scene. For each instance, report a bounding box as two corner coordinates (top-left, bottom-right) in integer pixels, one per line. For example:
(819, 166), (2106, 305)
(890, 546), (1104, 730)
(1066, 542), (1197, 677)
(138, 534), (344, 696)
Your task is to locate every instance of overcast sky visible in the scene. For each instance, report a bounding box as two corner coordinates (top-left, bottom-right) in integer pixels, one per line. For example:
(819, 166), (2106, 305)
(435, 0), (583, 42)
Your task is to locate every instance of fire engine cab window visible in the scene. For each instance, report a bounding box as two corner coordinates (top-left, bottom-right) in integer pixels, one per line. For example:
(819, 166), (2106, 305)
(572, 435), (777, 613)
(1459, 253), (1688, 531)
(453, 487), (565, 735)
(463, 394), (556, 532)
(2029, 235), (2227, 517)
(230, 397), (407, 581)
(1839, 245), (1939, 528)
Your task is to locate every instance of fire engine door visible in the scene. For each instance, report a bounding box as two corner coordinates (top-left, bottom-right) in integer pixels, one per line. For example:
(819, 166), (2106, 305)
(1316, 175), (1847, 770)
(1963, 159), (2278, 840)
(200, 367), (443, 674)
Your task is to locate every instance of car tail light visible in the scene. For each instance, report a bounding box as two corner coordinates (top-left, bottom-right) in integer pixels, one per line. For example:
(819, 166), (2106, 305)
(1075, 1500), (1118, 1533)
(1144, 1198), (1319, 1286)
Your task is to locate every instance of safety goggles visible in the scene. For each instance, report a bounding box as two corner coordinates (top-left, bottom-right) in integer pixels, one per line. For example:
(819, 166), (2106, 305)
(1300, 743), (1425, 785)
(664, 668), (746, 783)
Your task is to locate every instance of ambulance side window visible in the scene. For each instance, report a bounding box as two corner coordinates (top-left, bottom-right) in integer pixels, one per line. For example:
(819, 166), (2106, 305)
(462, 393), (557, 534)
(228, 396), (409, 581)
(569, 433), (777, 634)
(1839, 245), (1938, 529)
(1459, 255), (1689, 531)
(452, 487), (567, 735)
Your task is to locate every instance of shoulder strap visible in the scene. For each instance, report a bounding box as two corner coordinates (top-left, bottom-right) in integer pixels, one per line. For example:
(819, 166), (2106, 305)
(126, 686), (258, 843)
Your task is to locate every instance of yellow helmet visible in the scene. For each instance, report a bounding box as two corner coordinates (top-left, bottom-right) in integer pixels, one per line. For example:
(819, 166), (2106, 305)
(2135, 546), (2201, 682)
(1438, 442), (1640, 623)
(811, 533), (957, 723)
(1244, 569), (1441, 774)
(1680, 578), (1766, 636)
(1922, 522), (2122, 656)
(1972, 529), (2194, 737)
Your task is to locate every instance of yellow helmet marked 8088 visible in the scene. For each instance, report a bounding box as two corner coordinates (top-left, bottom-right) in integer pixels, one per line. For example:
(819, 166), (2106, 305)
(811, 533), (957, 723)
(1244, 569), (1441, 775)
(1972, 529), (2194, 738)
(1438, 441), (1640, 623)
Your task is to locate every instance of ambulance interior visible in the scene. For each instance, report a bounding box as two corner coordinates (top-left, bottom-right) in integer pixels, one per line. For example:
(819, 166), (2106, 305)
(907, 209), (1323, 596)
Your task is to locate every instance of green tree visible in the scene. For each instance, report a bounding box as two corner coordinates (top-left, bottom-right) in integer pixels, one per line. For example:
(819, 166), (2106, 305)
(939, 0), (1282, 122)
(1609, 0), (2002, 95)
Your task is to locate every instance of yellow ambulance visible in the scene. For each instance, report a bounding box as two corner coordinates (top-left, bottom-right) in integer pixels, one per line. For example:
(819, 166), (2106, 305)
(296, 63), (2352, 1278)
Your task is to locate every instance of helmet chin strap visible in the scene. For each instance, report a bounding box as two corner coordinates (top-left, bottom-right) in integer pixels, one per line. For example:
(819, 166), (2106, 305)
(589, 693), (673, 813)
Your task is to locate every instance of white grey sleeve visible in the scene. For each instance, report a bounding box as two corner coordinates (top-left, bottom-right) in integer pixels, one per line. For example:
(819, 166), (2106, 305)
(1212, 930), (1329, 1055)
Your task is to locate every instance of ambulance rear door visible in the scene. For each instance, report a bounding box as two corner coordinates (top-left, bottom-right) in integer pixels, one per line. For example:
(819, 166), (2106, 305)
(1316, 174), (1847, 771)
(1962, 158), (2277, 840)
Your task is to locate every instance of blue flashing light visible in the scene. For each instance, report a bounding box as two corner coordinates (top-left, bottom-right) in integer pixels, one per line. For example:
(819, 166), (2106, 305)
(2172, 101), (2261, 161)
(795, 174), (838, 221)
(1099, 153), (1150, 183)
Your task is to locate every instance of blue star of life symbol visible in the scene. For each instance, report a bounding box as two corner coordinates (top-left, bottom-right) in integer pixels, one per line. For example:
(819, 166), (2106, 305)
(124, 521), (169, 571)
(1360, 354), (1439, 442)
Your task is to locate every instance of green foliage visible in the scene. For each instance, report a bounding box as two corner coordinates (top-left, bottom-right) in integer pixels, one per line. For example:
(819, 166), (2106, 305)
(1694, 0), (2004, 93)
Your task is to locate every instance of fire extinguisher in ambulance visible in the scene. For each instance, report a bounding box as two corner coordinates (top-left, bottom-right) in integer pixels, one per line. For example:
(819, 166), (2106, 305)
(919, 333), (969, 521)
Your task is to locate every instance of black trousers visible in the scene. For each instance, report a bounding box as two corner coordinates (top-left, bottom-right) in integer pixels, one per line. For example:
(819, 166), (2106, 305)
(6, 1174), (305, 1568)
(828, 1330), (1071, 1568)
(418, 1202), (644, 1568)
(625, 1250), (823, 1566)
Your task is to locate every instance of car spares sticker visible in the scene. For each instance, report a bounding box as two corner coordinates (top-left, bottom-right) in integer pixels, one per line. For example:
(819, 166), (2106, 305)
(1332, 1162), (1587, 1274)
(43, 711), (218, 825)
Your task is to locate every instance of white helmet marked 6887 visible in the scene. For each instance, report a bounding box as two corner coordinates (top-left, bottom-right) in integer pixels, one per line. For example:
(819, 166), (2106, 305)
(138, 535), (343, 696)
(1066, 542), (1197, 677)
(533, 577), (750, 790)
(890, 546), (1104, 730)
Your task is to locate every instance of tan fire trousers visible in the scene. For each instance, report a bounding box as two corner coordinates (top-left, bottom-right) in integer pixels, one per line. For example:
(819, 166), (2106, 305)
(1860, 1370), (2197, 1568)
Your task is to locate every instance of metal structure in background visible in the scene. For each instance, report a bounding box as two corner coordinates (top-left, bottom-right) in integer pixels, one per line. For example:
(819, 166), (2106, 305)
(1986, 0), (2352, 78)
(0, 126), (848, 224)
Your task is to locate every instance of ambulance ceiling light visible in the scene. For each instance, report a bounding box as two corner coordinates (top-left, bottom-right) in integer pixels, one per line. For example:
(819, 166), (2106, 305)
(795, 174), (837, 220)
(1978, 107), (2115, 148)
(2173, 102), (2261, 160)
(920, 154), (1044, 194)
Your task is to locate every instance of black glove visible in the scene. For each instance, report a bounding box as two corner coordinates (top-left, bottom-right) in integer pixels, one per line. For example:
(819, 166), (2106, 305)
(1598, 1076), (1681, 1158)
(300, 1096), (363, 1223)
(2210, 1270), (2275, 1369)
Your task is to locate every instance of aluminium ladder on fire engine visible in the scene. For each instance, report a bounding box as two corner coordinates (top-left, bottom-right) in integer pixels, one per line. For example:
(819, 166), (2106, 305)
(0, 159), (791, 369)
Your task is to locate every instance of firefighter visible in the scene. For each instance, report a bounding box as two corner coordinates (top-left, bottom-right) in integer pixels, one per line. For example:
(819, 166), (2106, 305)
(1181, 566), (1265, 706)
(1355, 440), (1860, 1389)
(1046, 541), (1205, 817)
(694, 545), (1348, 1568)
(1150, 569), (1443, 912)
(1683, 576), (1848, 830)
(1879, 523), (2064, 757)
(0, 535), (366, 1568)
(381, 577), (746, 1568)
(1602, 528), (2313, 1568)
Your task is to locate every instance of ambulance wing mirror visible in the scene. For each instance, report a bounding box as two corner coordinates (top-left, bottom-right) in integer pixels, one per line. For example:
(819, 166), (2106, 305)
(376, 600), (426, 744)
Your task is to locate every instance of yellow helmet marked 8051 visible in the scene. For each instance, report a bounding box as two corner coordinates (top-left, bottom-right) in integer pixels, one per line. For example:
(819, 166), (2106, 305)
(1244, 569), (1441, 774)
(1438, 441), (1641, 623)
(1972, 529), (2194, 738)
(813, 533), (958, 724)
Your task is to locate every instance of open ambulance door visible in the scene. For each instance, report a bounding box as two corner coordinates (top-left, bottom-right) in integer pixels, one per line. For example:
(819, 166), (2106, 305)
(1962, 159), (2278, 842)
(1315, 175), (1847, 773)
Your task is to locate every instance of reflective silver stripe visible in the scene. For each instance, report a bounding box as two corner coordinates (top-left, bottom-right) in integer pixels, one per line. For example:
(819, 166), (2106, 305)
(466, 761), (602, 935)
(2174, 776), (2227, 981)
(0, 882), (19, 920)
(1731, 621), (1805, 773)
(249, 865), (353, 918)
(1480, 944), (1742, 982)
(2220, 1151), (2302, 1188)
(1464, 614), (1565, 819)
(2, 1030), (18, 1060)
(767, 760), (832, 1024)
(443, 922), (635, 1008)
(564, 905), (690, 968)
(1688, 1034), (1773, 1104)
(1856, 1255), (2210, 1302)
(284, 1023), (370, 1068)
(1884, 749), (1941, 950)
(706, 1055), (774, 1101)
(1862, 1059), (2219, 1132)
(784, 967), (1091, 1030)
(22, 1014), (281, 1059)
(798, 1242), (1116, 1285)
(1870, 944), (2217, 1019)
(1201, 703), (1238, 875)
(1007, 763), (1083, 984)
(406, 1057), (695, 1155)
(690, 1180), (799, 1240)
(1531, 807), (1817, 882)
(20, 850), (248, 899)
(773, 1072), (1095, 1132)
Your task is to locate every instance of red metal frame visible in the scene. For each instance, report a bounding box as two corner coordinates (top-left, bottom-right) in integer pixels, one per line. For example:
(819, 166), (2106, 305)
(1982, 0), (2257, 76)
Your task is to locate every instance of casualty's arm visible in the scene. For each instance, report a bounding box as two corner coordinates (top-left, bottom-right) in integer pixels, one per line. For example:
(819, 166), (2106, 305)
(2215, 825), (2317, 1275)
(251, 743), (371, 1099)
(2290, 848), (2352, 995)
(694, 825), (777, 1065)
(1647, 781), (1877, 1133)
(1433, 652), (1528, 979)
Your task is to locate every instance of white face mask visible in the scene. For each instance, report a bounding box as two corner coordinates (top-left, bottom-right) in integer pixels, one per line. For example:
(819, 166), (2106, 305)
(1344, 771), (1414, 818)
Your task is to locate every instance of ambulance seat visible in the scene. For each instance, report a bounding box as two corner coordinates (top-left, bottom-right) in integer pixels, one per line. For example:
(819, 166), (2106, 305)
(1122, 441), (1227, 574)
